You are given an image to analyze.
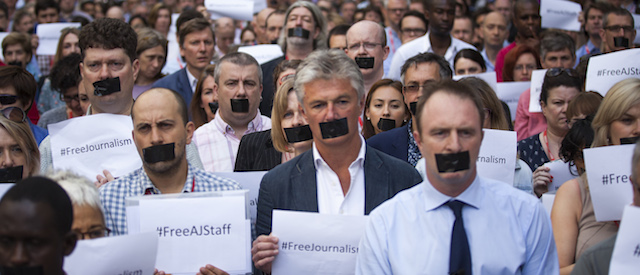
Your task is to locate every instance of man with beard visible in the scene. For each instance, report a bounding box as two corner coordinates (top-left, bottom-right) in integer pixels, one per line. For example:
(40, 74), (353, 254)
(100, 88), (240, 236)
(259, 1), (326, 117)
(387, 0), (475, 80)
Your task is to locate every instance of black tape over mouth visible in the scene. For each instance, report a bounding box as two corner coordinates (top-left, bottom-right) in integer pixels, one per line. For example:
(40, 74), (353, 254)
(620, 136), (640, 145)
(7, 61), (23, 67)
(435, 151), (470, 173)
(614, 37), (630, 48)
(93, 77), (121, 96)
(355, 57), (375, 69)
(142, 143), (176, 164)
(377, 118), (396, 131)
(208, 102), (219, 114)
(319, 117), (349, 139)
(409, 102), (417, 116)
(284, 125), (313, 143)
(287, 27), (310, 39)
(0, 166), (23, 183)
(230, 99), (250, 113)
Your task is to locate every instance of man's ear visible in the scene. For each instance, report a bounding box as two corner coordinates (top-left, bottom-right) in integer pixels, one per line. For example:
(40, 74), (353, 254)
(185, 121), (195, 144)
(63, 231), (78, 256)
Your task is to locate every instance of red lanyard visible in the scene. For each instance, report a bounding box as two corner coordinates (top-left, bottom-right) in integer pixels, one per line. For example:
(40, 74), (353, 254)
(388, 29), (396, 53)
(585, 45), (591, 55)
(543, 130), (556, 161)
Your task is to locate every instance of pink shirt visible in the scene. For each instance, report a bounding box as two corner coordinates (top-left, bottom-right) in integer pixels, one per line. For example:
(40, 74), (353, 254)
(192, 111), (271, 172)
(515, 88), (547, 141)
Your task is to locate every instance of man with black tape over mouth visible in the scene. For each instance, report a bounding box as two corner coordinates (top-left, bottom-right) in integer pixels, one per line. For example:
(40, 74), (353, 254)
(100, 88), (240, 275)
(356, 80), (559, 274)
(599, 7), (636, 53)
(259, 1), (327, 117)
(192, 52), (271, 172)
(252, 49), (422, 274)
(346, 20), (390, 93)
(367, 52), (452, 166)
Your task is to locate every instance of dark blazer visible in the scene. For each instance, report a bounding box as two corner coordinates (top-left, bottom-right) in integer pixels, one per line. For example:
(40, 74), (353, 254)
(256, 145), (422, 236)
(366, 124), (410, 163)
(152, 68), (193, 108)
(234, 130), (282, 172)
(259, 56), (285, 118)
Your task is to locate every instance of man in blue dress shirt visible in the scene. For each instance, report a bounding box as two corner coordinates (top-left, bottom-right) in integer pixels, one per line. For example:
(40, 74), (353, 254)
(356, 79), (559, 275)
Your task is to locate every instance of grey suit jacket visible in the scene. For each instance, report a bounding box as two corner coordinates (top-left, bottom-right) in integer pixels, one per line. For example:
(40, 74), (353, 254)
(255, 145), (422, 236)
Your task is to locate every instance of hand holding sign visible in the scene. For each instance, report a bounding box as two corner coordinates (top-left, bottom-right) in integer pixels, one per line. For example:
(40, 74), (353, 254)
(252, 234), (279, 274)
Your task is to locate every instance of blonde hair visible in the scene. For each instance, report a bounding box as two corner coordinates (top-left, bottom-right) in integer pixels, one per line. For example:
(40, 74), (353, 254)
(271, 78), (296, 153)
(0, 118), (39, 177)
(592, 78), (640, 147)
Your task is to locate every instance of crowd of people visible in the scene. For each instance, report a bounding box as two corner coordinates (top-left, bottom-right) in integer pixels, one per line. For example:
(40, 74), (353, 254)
(0, 0), (638, 273)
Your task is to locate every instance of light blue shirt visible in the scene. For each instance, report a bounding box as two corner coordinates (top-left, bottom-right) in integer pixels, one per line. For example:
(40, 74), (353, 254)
(384, 26), (401, 77)
(356, 175), (559, 275)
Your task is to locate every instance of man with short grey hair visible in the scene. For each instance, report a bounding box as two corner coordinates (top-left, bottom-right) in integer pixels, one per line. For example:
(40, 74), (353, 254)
(193, 52), (271, 172)
(251, 49), (421, 274)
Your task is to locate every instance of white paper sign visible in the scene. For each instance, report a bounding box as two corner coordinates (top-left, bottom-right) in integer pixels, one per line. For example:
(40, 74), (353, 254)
(496, 81), (530, 121)
(528, 69), (548, 113)
(609, 205), (640, 274)
(477, 129), (516, 184)
(135, 191), (250, 274)
(239, 44), (284, 65)
(584, 144), (634, 221)
(541, 193), (556, 216)
(253, 0), (268, 16)
(271, 210), (368, 275)
(540, 0), (581, 32)
(453, 71), (498, 94)
(633, 14), (640, 45)
(0, 32), (9, 58)
(205, 0), (253, 21)
(35, 23), (81, 55)
(544, 160), (578, 193)
(585, 49), (640, 96)
(64, 232), (158, 275)
(49, 114), (142, 180)
(0, 183), (13, 199)
(213, 171), (266, 231)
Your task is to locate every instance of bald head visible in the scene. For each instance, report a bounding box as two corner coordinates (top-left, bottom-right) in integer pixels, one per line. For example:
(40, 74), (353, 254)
(132, 88), (188, 125)
(482, 11), (508, 48)
(347, 20), (386, 45)
(254, 8), (275, 44)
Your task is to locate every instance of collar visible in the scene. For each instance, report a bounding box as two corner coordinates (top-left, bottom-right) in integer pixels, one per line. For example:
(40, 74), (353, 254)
(213, 109), (265, 136)
(422, 173), (482, 212)
(142, 164), (196, 195)
(312, 134), (366, 169)
(185, 68), (198, 93)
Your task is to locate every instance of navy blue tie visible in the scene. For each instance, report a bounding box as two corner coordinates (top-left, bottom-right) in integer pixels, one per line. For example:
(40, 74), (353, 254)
(446, 200), (472, 275)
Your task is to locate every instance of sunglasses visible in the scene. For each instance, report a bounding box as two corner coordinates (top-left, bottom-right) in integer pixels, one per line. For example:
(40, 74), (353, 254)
(0, 94), (18, 105)
(0, 107), (27, 123)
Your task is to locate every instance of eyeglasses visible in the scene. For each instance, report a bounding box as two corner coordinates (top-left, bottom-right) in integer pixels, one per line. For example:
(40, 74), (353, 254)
(403, 84), (428, 93)
(60, 93), (80, 103)
(604, 25), (634, 33)
(401, 28), (427, 36)
(0, 107), (27, 123)
(388, 8), (407, 14)
(347, 42), (384, 52)
(0, 94), (18, 105)
(73, 227), (111, 240)
(546, 67), (578, 77)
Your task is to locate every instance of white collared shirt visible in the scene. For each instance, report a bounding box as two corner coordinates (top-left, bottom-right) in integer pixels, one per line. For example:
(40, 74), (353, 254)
(185, 68), (198, 93)
(386, 32), (476, 80)
(313, 135), (366, 215)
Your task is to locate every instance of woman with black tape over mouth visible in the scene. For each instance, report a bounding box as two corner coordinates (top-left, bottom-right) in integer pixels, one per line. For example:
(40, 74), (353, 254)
(551, 78), (640, 275)
(234, 79), (312, 171)
(362, 79), (410, 139)
(0, 107), (40, 182)
(190, 64), (217, 130)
